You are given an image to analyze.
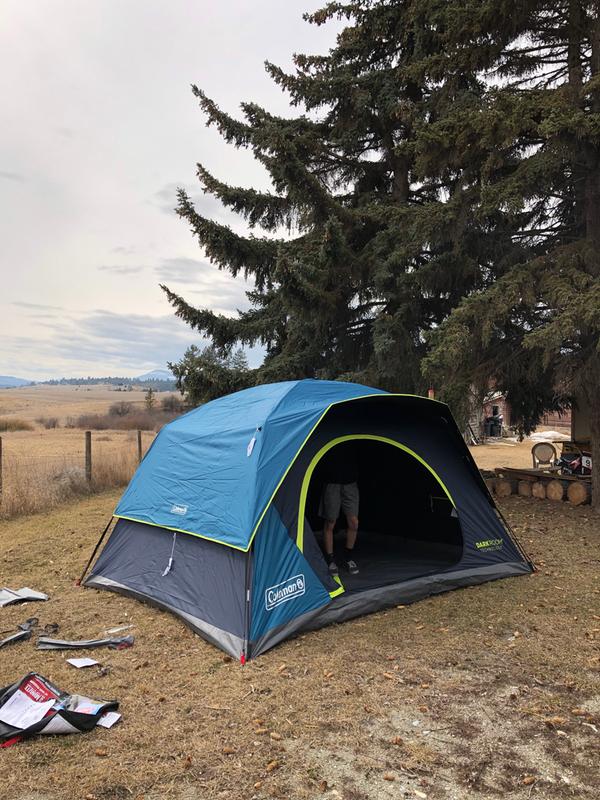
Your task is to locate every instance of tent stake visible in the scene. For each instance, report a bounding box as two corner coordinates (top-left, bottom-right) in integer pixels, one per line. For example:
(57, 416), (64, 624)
(76, 517), (114, 585)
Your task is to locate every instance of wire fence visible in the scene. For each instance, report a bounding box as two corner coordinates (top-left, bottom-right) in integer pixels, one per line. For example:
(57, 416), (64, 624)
(0, 429), (156, 520)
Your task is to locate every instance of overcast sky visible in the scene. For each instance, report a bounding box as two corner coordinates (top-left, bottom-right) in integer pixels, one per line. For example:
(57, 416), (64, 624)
(0, 1), (339, 380)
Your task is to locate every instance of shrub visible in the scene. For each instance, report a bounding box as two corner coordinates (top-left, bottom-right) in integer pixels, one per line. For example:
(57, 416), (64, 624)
(161, 394), (184, 413)
(70, 410), (179, 431)
(109, 401), (133, 417)
(35, 416), (60, 429)
(0, 418), (34, 432)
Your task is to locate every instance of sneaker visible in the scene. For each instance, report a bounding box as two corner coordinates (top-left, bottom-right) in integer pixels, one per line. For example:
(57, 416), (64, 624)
(346, 558), (359, 575)
(328, 560), (339, 576)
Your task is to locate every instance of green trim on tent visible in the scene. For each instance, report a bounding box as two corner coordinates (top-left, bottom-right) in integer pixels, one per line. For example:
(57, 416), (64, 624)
(329, 575), (345, 598)
(115, 394), (448, 553)
(296, 434), (457, 553)
(112, 515), (250, 553)
(246, 394), (447, 552)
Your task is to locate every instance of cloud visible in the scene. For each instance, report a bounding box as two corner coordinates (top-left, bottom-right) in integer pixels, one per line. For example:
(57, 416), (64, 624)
(12, 301), (65, 311)
(3, 310), (204, 376)
(0, 170), (25, 182)
(155, 256), (251, 313)
(98, 264), (146, 275)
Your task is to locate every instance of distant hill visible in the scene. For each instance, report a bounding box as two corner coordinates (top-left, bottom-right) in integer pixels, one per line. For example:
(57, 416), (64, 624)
(137, 369), (173, 381)
(0, 375), (32, 388)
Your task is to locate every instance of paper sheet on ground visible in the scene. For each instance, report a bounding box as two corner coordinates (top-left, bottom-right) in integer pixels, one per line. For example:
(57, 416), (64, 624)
(66, 658), (98, 668)
(0, 689), (55, 728)
(98, 711), (121, 728)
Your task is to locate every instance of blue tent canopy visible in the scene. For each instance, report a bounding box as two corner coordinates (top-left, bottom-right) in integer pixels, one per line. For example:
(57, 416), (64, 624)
(115, 380), (388, 550)
(86, 378), (533, 660)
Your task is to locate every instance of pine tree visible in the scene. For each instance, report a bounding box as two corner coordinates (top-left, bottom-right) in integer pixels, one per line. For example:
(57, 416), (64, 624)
(168, 345), (251, 405)
(425, 1), (600, 507)
(164, 1), (508, 394)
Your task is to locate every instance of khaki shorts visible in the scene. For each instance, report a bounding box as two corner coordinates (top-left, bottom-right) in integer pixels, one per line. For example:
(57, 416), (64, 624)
(319, 482), (359, 522)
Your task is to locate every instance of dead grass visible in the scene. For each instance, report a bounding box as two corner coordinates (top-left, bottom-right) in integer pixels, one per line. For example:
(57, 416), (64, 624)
(0, 417), (34, 432)
(0, 431), (154, 520)
(0, 493), (598, 800)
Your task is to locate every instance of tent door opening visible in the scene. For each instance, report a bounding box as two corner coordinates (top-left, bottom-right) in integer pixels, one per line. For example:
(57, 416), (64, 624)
(302, 437), (463, 593)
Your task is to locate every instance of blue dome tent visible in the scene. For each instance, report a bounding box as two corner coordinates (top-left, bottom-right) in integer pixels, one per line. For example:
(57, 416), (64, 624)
(83, 379), (533, 660)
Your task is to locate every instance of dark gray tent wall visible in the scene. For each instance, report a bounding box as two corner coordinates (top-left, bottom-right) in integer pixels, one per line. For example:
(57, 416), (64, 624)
(86, 519), (249, 657)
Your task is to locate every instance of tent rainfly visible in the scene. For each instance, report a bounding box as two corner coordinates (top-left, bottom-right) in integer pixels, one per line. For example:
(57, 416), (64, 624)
(83, 379), (533, 660)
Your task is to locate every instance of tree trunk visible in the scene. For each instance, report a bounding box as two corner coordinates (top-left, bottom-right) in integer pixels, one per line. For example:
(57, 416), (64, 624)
(518, 480), (532, 498)
(546, 479), (567, 502)
(589, 392), (600, 510)
(531, 481), (546, 500)
(567, 480), (591, 506)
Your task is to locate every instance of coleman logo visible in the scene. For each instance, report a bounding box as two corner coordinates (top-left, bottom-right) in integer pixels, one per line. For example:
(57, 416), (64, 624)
(265, 574), (305, 611)
(170, 504), (188, 516)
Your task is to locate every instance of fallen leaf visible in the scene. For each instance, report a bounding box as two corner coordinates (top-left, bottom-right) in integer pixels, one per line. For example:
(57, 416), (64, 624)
(544, 716), (567, 727)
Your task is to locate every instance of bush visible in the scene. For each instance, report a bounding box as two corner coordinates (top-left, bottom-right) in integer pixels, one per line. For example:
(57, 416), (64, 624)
(0, 418), (34, 432)
(70, 410), (179, 431)
(161, 394), (184, 413)
(35, 416), (60, 429)
(109, 401), (133, 417)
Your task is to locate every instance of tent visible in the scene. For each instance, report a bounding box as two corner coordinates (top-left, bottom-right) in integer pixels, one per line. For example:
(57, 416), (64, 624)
(83, 379), (533, 660)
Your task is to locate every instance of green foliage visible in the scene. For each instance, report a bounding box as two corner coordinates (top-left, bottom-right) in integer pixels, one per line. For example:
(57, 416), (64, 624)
(164, 0), (498, 396)
(168, 346), (251, 406)
(144, 387), (155, 412)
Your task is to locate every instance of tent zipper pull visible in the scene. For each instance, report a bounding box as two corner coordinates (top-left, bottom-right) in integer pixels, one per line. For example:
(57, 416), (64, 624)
(162, 532), (177, 577)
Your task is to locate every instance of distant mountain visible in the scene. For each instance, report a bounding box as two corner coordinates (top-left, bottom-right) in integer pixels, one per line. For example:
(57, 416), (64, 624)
(0, 375), (32, 388)
(136, 369), (173, 381)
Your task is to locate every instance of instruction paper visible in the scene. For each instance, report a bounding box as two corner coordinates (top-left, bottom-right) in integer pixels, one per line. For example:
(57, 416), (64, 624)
(66, 658), (98, 669)
(97, 711), (121, 728)
(0, 675), (57, 729)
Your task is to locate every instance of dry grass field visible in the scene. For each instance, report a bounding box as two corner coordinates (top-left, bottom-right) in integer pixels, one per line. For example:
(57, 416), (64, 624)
(0, 385), (171, 519)
(0, 384), (152, 423)
(0, 491), (598, 800)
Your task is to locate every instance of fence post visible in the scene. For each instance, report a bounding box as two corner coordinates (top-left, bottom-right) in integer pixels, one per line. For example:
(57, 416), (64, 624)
(137, 429), (142, 463)
(85, 431), (92, 483)
(0, 435), (3, 505)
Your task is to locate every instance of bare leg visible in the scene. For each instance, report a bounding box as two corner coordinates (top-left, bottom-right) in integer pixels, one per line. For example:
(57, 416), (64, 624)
(323, 519), (336, 556)
(345, 514), (359, 550)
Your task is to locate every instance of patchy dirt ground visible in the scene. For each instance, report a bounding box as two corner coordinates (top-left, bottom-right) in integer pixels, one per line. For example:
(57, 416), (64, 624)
(0, 490), (598, 800)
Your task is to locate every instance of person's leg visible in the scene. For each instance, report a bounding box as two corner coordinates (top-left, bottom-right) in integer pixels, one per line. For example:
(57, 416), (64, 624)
(342, 483), (360, 574)
(323, 519), (336, 558)
(320, 484), (341, 574)
(345, 515), (359, 550)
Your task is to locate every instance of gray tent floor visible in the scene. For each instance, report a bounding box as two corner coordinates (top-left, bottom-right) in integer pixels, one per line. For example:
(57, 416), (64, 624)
(316, 529), (462, 593)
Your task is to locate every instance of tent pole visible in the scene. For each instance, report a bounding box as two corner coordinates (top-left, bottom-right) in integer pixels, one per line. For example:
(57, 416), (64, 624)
(76, 516), (114, 585)
(241, 547), (253, 663)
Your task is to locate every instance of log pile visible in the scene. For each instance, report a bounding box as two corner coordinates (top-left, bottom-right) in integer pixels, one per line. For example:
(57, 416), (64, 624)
(487, 467), (592, 506)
